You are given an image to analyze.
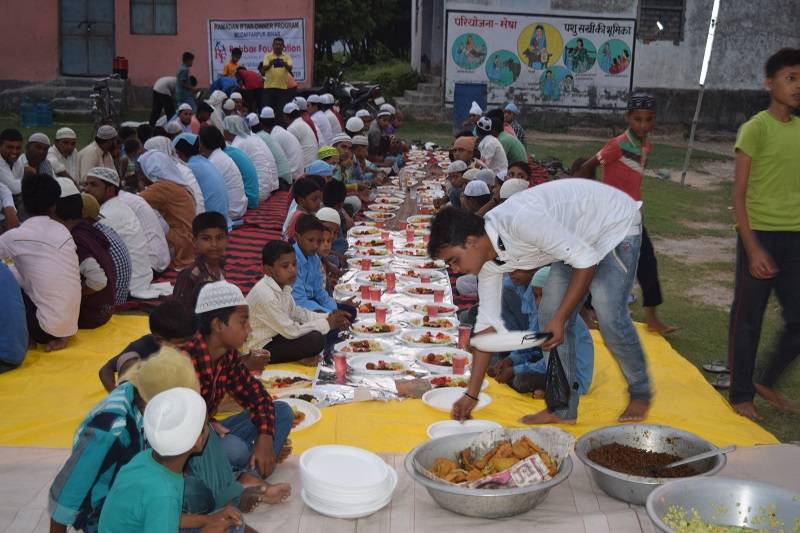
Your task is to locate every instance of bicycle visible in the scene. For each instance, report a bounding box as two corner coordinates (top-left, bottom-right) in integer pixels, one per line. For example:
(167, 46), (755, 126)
(90, 73), (121, 130)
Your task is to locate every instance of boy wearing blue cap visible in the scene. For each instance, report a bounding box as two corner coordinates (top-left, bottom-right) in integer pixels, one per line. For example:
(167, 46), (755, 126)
(503, 102), (526, 146)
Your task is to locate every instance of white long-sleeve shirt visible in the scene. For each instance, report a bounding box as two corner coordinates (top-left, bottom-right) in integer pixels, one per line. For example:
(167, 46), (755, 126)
(287, 118), (320, 168)
(478, 135), (508, 174)
(208, 148), (248, 220)
(245, 275), (331, 351)
(270, 126), (304, 182)
(0, 156), (21, 195)
(47, 146), (80, 183)
(231, 135), (278, 199)
(475, 179), (641, 332)
(325, 110), (342, 136)
(117, 191), (171, 273)
(99, 196), (154, 295)
(311, 110), (333, 147)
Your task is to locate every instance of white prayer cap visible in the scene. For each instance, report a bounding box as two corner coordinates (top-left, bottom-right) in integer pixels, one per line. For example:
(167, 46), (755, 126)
(321, 93), (335, 105)
(377, 111), (392, 118)
(331, 133), (352, 146)
(496, 169), (508, 182)
(343, 195), (362, 212)
(246, 113), (259, 127)
(307, 94), (321, 104)
(446, 160), (468, 174)
(345, 117), (364, 133)
(195, 280), (248, 314)
(469, 101), (482, 115)
(476, 116), (492, 133)
(499, 178), (529, 199)
(464, 180), (490, 197)
(96, 125), (118, 141)
(55, 127), (77, 141)
(475, 169), (496, 186)
(144, 387), (207, 457)
(155, 116), (168, 128)
(462, 168), (480, 182)
(87, 166), (120, 187)
(230, 92), (243, 101)
(260, 106), (275, 119)
(164, 121), (182, 135)
(379, 103), (396, 115)
(28, 132), (51, 146)
(350, 135), (368, 147)
(285, 102), (300, 115)
(355, 109), (371, 119)
(222, 99), (236, 111)
(293, 97), (308, 110)
(57, 177), (80, 198)
(316, 207), (341, 226)
(177, 103), (193, 113)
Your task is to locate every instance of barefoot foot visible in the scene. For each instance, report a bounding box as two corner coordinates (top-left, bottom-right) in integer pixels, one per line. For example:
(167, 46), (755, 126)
(532, 389), (545, 399)
(520, 409), (576, 425)
(44, 337), (69, 352)
(618, 399), (650, 422)
(239, 485), (263, 512)
(731, 401), (762, 421)
(754, 384), (800, 413)
(260, 482), (291, 504)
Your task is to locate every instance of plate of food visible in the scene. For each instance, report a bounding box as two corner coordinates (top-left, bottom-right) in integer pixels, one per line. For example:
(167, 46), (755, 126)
(399, 269), (446, 283)
(354, 220), (377, 227)
(426, 419), (501, 439)
(280, 398), (321, 431)
(396, 248), (430, 258)
(400, 241), (427, 251)
(351, 320), (400, 338)
(376, 185), (401, 194)
(373, 196), (403, 205)
(408, 315), (459, 331)
(348, 226), (380, 238)
(349, 355), (408, 376)
(353, 238), (386, 249)
(272, 389), (325, 404)
(356, 300), (382, 317)
(426, 375), (489, 391)
(335, 338), (393, 355)
(333, 282), (359, 297)
(401, 284), (440, 300)
(422, 387), (491, 413)
(408, 302), (459, 315)
(407, 214), (434, 224)
(355, 271), (388, 285)
(261, 370), (313, 390)
(346, 257), (389, 270)
(401, 329), (456, 347)
(352, 247), (390, 259)
(363, 211), (396, 221)
(367, 203), (400, 212)
(415, 348), (472, 374)
(399, 258), (446, 271)
(392, 228), (428, 238)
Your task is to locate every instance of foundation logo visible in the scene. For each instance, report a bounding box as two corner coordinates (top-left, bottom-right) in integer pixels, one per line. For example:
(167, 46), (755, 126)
(214, 41), (227, 63)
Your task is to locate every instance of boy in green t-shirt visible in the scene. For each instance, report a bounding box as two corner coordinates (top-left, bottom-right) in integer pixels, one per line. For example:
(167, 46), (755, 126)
(729, 48), (800, 421)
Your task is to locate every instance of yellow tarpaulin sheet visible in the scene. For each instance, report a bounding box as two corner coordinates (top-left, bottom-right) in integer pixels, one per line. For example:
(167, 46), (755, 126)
(0, 316), (777, 451)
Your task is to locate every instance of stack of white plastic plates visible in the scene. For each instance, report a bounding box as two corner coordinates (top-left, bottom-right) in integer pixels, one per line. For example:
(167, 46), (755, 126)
(300, 445), (397, 519)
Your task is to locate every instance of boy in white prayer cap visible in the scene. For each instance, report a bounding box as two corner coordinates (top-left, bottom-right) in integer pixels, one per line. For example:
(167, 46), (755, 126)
(48, 128), (80, 182)
(77, 125), (117, 184)
(462, 100), (483, 133)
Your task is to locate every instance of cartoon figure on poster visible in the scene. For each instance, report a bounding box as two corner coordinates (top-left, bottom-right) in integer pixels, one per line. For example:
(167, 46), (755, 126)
(539, 66), (572, 102)
(452, 33), (488, 70)
(599, 39), (631, 75)
(563, 37), (596, 74)
(486, 50), (522, 87)
(517, 23), (563, 70)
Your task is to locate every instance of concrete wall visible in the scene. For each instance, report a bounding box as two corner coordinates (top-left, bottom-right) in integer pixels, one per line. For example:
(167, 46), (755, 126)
(0, 0), (315, 88)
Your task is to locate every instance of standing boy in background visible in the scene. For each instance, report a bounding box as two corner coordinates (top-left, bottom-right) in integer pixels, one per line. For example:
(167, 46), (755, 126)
(176, 52), (197, 110)
(261, 37), (293, 117)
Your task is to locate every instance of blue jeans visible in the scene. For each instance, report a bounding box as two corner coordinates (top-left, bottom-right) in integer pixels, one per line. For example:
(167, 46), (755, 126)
(538, 232), (650, 420)
(218, 401), (293, 474)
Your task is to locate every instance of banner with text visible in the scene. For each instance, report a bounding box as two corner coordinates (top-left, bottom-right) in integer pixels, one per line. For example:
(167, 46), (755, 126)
(445, 11), (635, 109)
(208, 18), (306, 83)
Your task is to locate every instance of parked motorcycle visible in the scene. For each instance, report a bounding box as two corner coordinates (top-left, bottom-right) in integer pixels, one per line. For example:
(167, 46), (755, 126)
(299, 72), (384, 118)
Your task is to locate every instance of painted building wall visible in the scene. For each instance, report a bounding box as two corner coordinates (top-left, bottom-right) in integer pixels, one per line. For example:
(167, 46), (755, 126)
(0, 0), (315, 88)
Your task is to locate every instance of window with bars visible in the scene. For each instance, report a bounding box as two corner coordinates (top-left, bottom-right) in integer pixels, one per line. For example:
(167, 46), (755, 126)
(638, 0), (685, 43)
(131, 0), (177, 35)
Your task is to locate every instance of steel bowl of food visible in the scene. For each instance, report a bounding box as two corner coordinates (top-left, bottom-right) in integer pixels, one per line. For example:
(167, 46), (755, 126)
(404, 427), (574, 518)
(574, 424), (727, 506)
(646, 476), (800, 532)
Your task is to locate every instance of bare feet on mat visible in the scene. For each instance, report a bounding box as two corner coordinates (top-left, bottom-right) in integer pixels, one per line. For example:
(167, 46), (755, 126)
(755, 384), (800, 413)
(299, 355), (322, 367)
(278, 439), (292, 463)
(260, 482), (291, 504)
(519, 409), (576, 425)
(239, 482), (292, 509)
(732, 401), (762, 421)
(44, 337), (69, 352)
(532, 389), (545, 399)
(618, 399), (650, 422)
(645, 308), (678, 334)
(239, 486), (262, 512)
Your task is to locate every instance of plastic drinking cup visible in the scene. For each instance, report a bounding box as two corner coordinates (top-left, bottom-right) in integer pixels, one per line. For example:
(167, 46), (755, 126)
(420, 273), (431, 283)
(333, 353), (347, 382)
(433, 288), (444, 303)
(375, 305), (387, 324)
(426, 304), (438, 318)
(385, 272), (396, 292)
(370, 287), (382, 301)
(458, 325), (471, 350)
(452, 354), (467, 375)
(360, 284), (371, 300)
(406, 229), (414, 242)
(360, 259), (370, 271)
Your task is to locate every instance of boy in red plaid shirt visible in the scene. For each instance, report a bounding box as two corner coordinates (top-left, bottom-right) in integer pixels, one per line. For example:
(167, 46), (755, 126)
(183, 280), (294, 479)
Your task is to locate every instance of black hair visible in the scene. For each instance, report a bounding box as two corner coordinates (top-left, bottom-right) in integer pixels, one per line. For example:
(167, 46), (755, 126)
(295, 213), (324, 235)
(0, 129), (23, 143)
(453, 129), (475, 139)
(565, 74), (574, 80)
(22, 173), (61, 216)
(262, 239), (295, 266)
(136, 123), (153, 144)
(427, 206), (486, 258)
(192, 211), (228, 237)
(182, 51), (195, 62)
(189, 75), (198, 87)
(323, 179), (346, 207)
(118, 126), (137, 141)
(305, 174), (326, 189)
(570, 156), (591, 176)
(55, 194), (84, 220)
(196, 307), (236, 335)
(469, 194), (492, 208)
(152, 126), (168, 138)
(123, 138), (141, 157)
(199, 125), (226, 151)
(486, 109), (504, 135)
(291, 178), (321, 201)
(150, 300), (196, 339)
(507, 161), (531, 177)
(273, 37), (284, 44)
(765, 48), (800, 78)
(286, 110), (302, 119)
(174, 137), (199, 159)
(231, 47), (242, 57)
(197, 101), (214, 115)
(577, 38), (584, 46)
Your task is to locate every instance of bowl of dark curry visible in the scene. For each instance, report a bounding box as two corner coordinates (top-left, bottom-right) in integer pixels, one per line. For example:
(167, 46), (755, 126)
(574, 424), (726, 505)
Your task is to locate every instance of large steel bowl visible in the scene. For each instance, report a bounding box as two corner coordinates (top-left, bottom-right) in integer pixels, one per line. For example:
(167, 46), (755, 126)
(574, 424), (726, 506)
(647, 476), (800, 532)
(404, 428), (573, 518)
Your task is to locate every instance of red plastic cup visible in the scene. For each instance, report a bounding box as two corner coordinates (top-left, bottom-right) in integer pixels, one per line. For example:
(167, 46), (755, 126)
(420, 273), (431, 283)
(360, 258), (370, 271)
(333, 352), (347, 382)
(433, 288), (444, 303)
(452, 354), (468, 375)
(423, 234), (430, 244)
(369, 287), (382, 302)
(458, 325), (471, 350)
(359, 284), (371, 300)
(375, 304), (388, 324)
(387, 240), (394, 253)
(381, 231), (390, 241)
(406, 229), (414, 242)
(376, 221), (384, 229)
(385, 271), (396, 292)
(399, 222), (408, 230)
(426, 304), (439, 318)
